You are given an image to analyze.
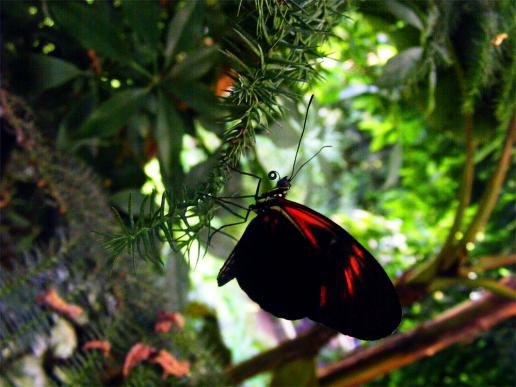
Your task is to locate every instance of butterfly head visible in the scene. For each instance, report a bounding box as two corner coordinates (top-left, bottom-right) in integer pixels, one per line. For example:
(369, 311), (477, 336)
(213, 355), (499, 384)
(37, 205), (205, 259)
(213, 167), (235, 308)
(264, 170), (291, 197)
(276, 176), (292, 190)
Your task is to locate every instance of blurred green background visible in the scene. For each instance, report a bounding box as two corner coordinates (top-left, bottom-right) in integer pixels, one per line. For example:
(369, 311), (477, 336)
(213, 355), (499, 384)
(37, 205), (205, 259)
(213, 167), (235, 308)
(1, 1), (514, 386)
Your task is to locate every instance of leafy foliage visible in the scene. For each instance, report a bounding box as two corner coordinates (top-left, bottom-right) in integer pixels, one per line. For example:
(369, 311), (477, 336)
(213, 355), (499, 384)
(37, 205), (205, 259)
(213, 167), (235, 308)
(1, 1), (344, 385)
(99, 0), (344, 264)
(0, 92), (227, 385)
(2, 1), (515, 386)
(315, 0), (515, 276)
(3, 0), (344, 265)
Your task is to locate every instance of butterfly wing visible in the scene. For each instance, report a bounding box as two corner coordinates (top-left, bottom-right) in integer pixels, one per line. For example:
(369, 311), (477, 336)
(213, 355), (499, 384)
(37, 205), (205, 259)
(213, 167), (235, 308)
(217, 247), (238, 287)
(277, 198), (402, 340)
(217, 198), (401, 340)
(217, 208), (319, 320)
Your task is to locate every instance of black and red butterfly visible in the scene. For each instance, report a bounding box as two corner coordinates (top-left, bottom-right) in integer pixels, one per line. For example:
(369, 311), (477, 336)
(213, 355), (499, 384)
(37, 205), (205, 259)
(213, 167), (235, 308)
(216, 97), (401, 340)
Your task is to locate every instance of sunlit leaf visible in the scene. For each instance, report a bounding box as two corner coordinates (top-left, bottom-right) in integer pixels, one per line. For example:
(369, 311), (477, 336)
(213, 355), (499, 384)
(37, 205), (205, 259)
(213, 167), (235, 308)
(377, 47), (423, 88)
(156, 92), (185, 188)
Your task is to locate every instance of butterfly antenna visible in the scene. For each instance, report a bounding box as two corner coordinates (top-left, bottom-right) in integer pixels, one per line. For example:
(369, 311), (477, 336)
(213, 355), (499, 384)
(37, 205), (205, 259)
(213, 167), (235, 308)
(291, 145), (332, 182)
(290, 95), (315, 180)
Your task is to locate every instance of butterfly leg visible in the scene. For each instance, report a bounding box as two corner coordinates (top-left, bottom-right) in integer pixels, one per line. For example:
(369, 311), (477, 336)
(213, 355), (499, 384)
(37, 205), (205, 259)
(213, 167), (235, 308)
(204, 194), (250, 214)
(229, 167), (262, 200)
(207, 206), (252, 246)
(206, 168), (262, 244)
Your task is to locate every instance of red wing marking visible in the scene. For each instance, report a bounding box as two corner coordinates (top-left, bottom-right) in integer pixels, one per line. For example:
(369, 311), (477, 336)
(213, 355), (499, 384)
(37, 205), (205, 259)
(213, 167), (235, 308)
(282, 205), (333, 247)
(352, 244), (364, 258)
(343, 268), (355, 296)
(320, 286), (327, 306)
(349, 256), (361, 276)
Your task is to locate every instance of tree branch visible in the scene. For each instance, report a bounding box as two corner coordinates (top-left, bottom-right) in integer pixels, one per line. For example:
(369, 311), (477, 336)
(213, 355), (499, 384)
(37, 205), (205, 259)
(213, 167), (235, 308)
(430, 276), (516, 300)
(225, 324), (335, 384)
(447, 116), (516, 269)
(436, 114), (475, 270)
(460, 254), (516, 273)
(406, 115), (475, 283)
(223, 268), (423, 384)
(317, 277), (516, 386)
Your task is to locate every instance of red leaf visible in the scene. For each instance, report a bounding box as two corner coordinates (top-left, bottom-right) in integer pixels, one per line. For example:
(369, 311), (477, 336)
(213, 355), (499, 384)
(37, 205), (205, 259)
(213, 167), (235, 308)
(154, 310), (185, 333)
(83, 340), (111, 358)
(36, 288), (83, 320)
(151, 350), (190, 380)
(123, 343), (156, 378)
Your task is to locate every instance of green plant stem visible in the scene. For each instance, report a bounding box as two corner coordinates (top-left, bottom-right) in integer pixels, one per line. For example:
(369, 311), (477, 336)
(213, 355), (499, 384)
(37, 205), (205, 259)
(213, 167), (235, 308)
(406, 114), (475, 283)
(438, 115), (475, 251)
(460, 254), (516, 273)
(430, 277), (516, 300)
(446, 116), (516, 269)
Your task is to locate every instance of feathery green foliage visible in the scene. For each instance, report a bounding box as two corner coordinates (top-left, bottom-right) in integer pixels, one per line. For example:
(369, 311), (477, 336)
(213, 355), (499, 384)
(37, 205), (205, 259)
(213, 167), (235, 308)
(1, 1), (345, 382)
(102, 0), (345, 266)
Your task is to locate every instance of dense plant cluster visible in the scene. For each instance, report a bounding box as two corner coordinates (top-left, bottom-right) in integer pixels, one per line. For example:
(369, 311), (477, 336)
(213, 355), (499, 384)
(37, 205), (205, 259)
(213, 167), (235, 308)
(1, 0), (342, 385)
(1, 0), (514, 386)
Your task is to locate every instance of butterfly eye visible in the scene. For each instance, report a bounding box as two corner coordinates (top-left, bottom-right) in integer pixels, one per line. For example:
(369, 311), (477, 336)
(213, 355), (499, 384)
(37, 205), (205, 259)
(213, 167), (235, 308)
(268, 170), (280, 180)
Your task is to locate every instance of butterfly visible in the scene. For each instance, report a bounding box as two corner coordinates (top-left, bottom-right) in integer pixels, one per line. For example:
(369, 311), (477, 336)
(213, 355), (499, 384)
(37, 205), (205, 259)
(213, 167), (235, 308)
(215, 97), (401, 340)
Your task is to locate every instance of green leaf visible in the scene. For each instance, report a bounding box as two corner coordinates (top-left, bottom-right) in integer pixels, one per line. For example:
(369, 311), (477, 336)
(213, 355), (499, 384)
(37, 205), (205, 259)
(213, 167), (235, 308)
(79, 88), (148, 138)
(384, 0), (423, 31)
(122, 0), (160, 49)
(111, 189), (147, 215)
(168, 46), (219, 81)
(25, 54), (83, 93)
(383, 141), (402, 189)
(49, 2), (130, 62)
(377, 47), (423, 88)
(57, 92), (96, 149)
(163, 80), (221, 118)
(233, 27), (263, 60)
(156, 92), (185, 188)
(65, 93), (97, 128)
(164, 0), (198, 66)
